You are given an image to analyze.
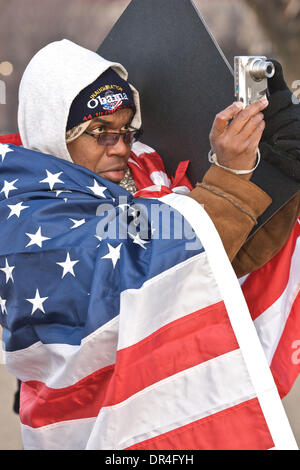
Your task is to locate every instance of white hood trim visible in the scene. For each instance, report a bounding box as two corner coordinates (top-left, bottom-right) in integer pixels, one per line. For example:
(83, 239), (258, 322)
(18, 39), (142, 162)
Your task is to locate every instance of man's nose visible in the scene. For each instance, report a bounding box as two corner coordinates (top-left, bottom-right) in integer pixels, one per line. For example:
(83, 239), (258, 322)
(106, 135), (130, 158)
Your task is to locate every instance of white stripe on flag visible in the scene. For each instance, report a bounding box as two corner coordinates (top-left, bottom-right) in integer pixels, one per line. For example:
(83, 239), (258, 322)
(171, 185), (191, 195)
(21, 350), (254, 450)
(150, 170), (171, 187)
(118, 251), (221, 350)
(131, 141), (156, 156)
(21, 417), (96, 450)
(3, 315), (119, 388)
(254, 236), (300, 364)
(136, 184), (162, 192)
(86, 349), (255, 449)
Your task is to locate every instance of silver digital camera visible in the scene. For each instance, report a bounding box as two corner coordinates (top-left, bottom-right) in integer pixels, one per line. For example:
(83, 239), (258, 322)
(234, 56), (275, 107)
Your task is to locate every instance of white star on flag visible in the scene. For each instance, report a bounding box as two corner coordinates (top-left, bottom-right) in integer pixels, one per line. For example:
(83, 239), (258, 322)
(7, 201), (29, 219)
(129, 206), (140, 226)
(56, 252), (79, 278)
(25, 226), (51, 248)
(0, 143), (14, 162)
(39, 170), (64, 190)
(0, 179), (18, 199)
(101, 243), (122, 268)
(26, 288), (48, 315)
(0, 296), (7, 315)
(69, 218), (86, 229)
(95, 235), (102, 247)
(51, 190), (72, 197)
(87, 179), (107, 198)
(129, 232), (150, 250)
(0, 258), (15, 283)
(117, 203), (130, 212)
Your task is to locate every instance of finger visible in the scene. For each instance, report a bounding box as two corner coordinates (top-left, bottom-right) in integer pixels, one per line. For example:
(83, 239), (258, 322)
(244, 120), (265, 152)
(210, 101), (244, 138)
(228, 98), (268, 135)
(237, 112), (265, 140)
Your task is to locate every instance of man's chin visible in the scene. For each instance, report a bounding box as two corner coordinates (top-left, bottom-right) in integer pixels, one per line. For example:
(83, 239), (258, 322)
(98, 169), (126, 183)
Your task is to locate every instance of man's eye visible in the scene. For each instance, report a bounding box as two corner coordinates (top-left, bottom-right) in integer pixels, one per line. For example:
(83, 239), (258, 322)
(93, 126), (104, 134)
(122, 124), (133, 132)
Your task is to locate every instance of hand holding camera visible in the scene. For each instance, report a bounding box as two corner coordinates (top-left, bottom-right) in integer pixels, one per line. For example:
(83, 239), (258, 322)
(208, 56), (274, 179)
(209, 97), (268, 179)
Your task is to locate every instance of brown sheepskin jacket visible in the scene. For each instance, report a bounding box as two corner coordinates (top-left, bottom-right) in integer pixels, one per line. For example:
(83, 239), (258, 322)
(189, 164), (300, 278)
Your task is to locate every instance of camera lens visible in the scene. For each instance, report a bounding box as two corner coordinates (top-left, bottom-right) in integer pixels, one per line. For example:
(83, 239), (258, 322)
(249, 60), (275, 80)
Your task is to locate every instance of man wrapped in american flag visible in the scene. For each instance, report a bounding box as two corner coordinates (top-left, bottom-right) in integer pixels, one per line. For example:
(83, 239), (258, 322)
(0, 39), (299, 450)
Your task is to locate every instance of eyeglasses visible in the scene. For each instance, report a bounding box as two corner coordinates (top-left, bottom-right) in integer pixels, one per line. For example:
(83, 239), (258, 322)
(84, 128), (143, 147)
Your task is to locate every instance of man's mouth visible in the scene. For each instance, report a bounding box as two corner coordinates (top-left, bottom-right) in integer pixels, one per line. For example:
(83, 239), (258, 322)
(98, 166), (127, 181)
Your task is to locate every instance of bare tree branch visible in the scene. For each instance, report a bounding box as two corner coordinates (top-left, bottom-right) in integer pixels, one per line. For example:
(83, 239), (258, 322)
(245, 0), (300, 83)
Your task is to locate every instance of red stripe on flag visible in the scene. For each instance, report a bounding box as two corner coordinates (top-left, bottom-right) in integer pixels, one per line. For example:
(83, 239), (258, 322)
(134, 187), (173, 199)
(20, 364), (114, 428)
(128, 152), (159, 190)
(0, 133), (22, 146)
(112, 301), (238, 402)
(271, 292), (300, 398)
(134, 151), (166, 174)
(171, 160), (193, 191)
(20, 301), (239, 428)
(125, 397), (274, 450)
(242, 222), (300, 320)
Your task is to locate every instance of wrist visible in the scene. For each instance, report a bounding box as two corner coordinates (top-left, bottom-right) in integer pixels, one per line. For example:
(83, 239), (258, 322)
(208, 149), (261, 176)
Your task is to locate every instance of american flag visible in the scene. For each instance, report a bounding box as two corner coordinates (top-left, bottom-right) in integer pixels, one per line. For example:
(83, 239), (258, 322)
(241, 218), (300, 400)
(0, 137), (298, 450)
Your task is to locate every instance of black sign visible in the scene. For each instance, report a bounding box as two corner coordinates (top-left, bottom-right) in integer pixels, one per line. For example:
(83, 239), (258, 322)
(98, 0), (299, 235)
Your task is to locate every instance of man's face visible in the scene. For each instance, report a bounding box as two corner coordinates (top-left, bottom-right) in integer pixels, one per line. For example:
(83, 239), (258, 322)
(67, 108), (134, 183)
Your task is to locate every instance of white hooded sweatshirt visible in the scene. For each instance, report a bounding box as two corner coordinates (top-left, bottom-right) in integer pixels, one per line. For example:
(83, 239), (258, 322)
(18, 39), (142, 163)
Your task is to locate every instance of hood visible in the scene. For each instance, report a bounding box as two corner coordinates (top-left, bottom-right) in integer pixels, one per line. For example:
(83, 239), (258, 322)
(17, 39), (142, 163)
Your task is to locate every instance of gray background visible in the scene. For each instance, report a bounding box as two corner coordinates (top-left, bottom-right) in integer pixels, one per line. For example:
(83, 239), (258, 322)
(0, 0), (299, 449)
